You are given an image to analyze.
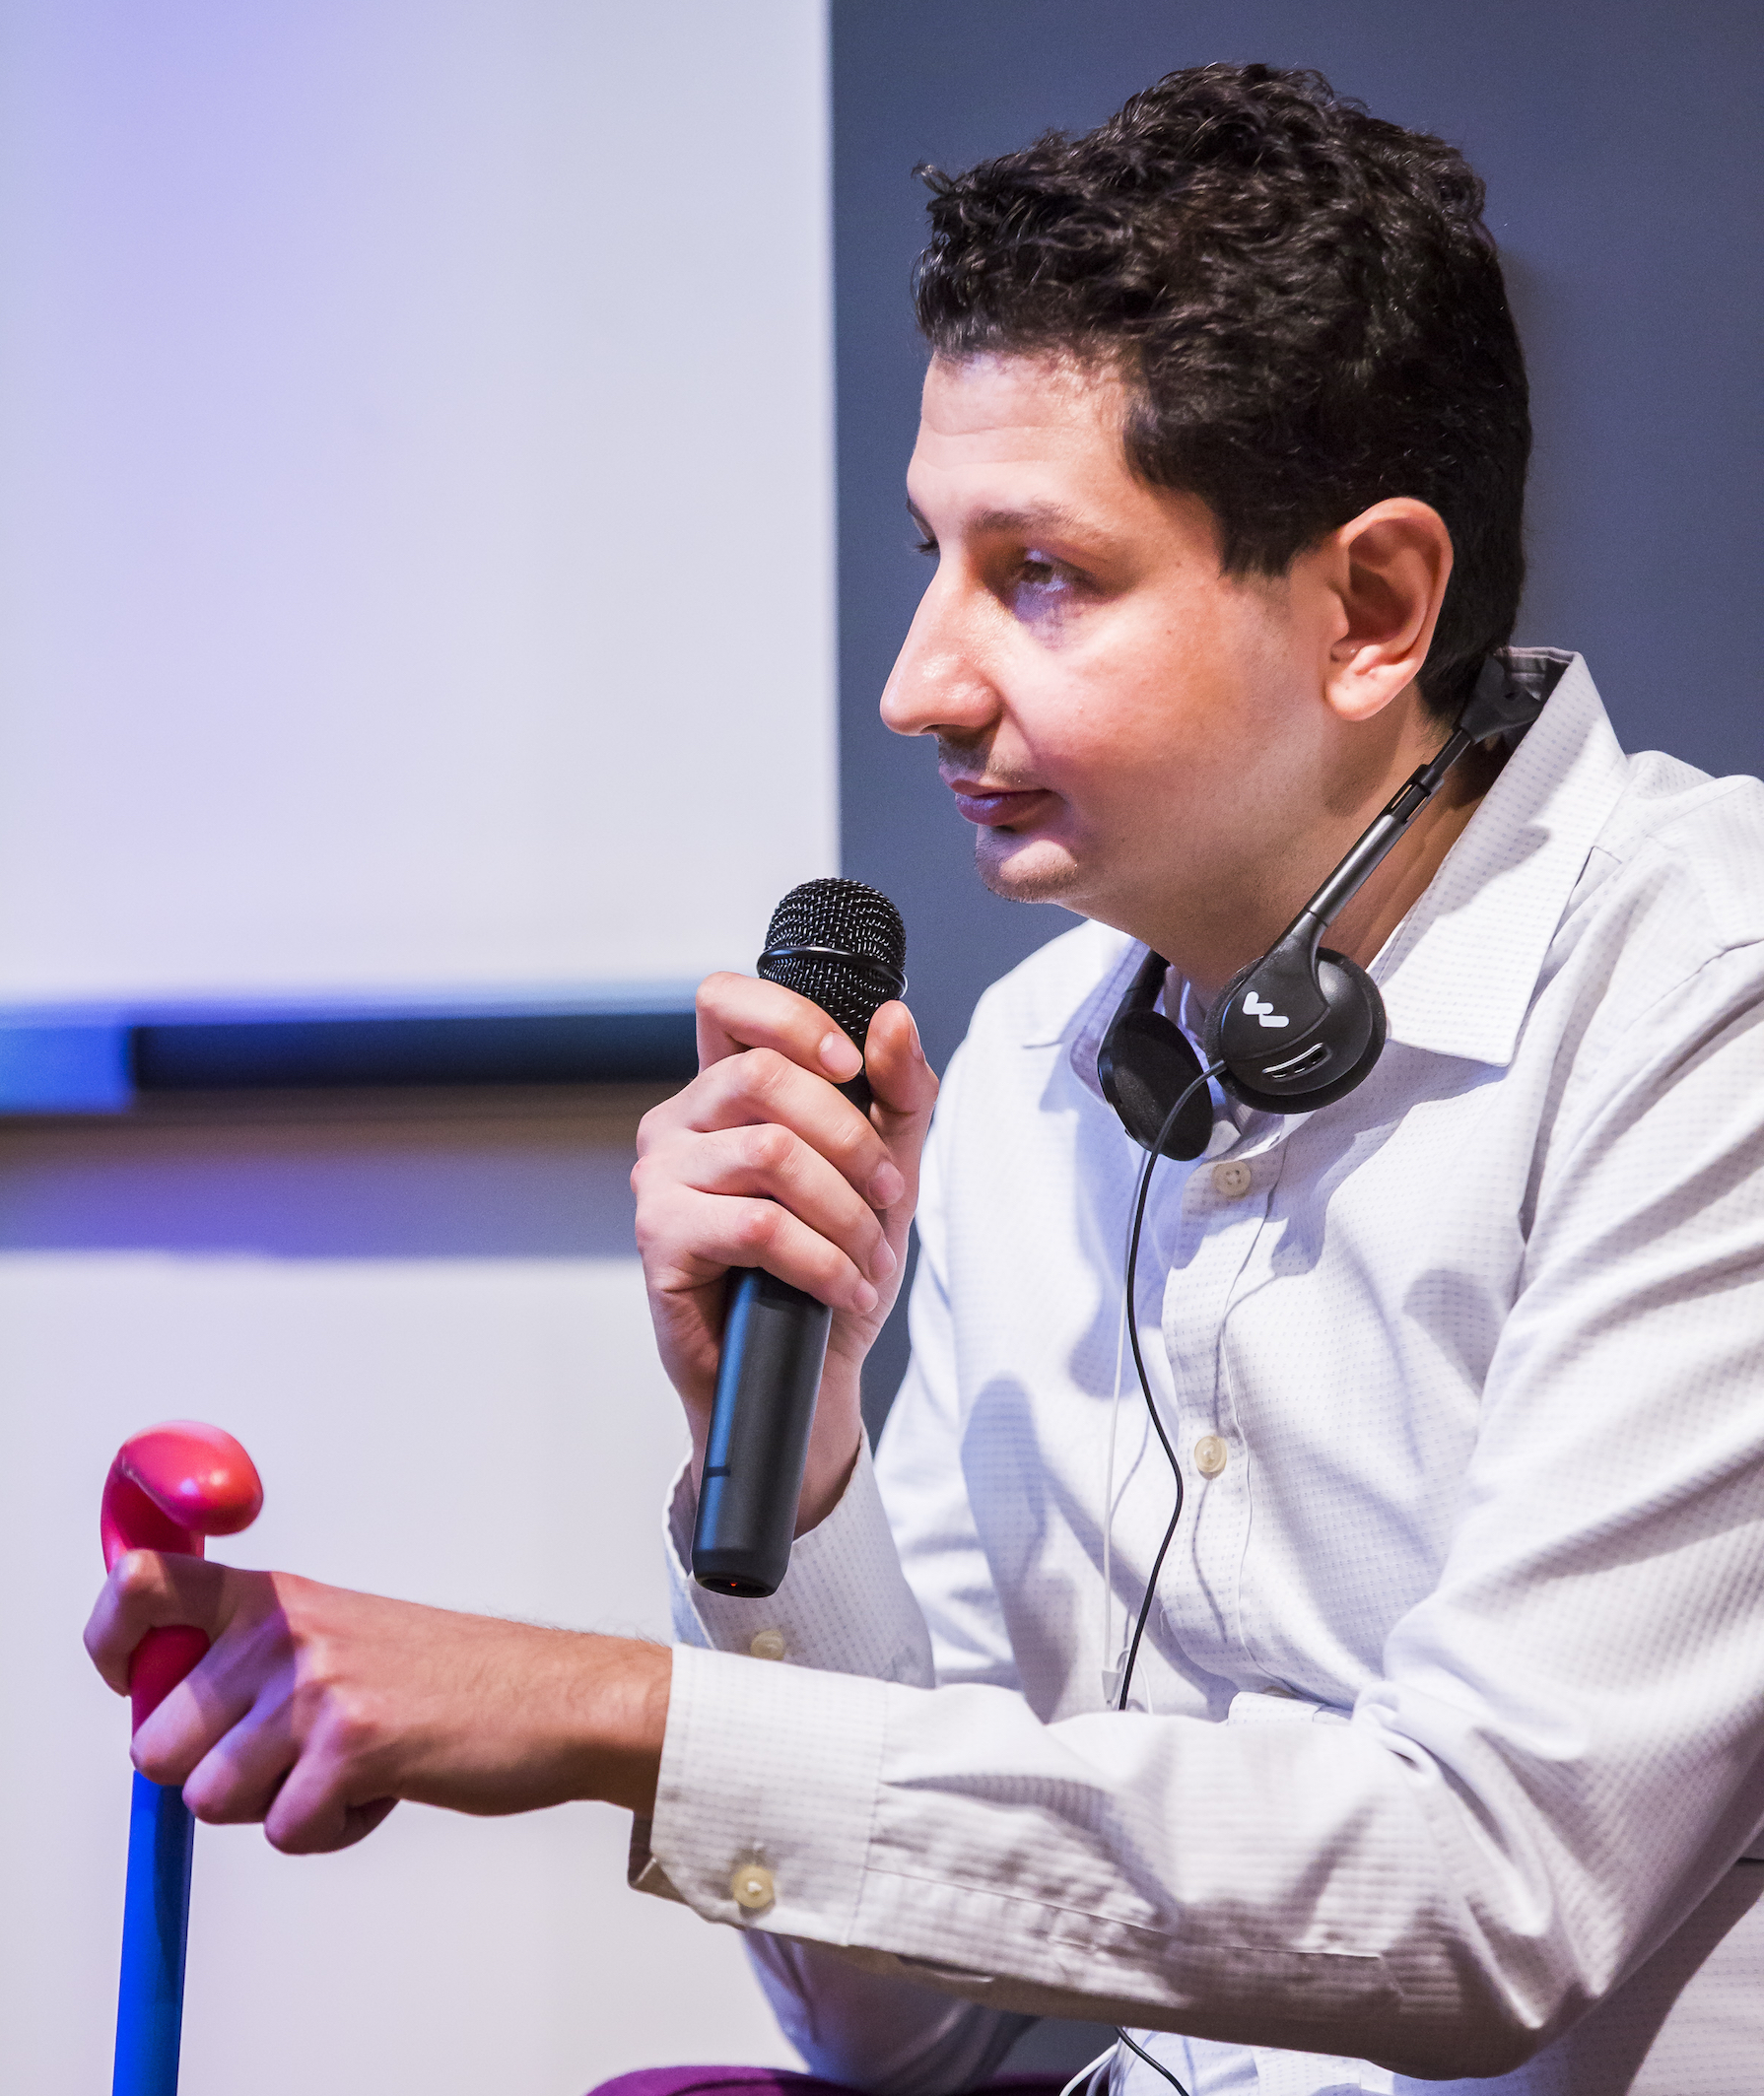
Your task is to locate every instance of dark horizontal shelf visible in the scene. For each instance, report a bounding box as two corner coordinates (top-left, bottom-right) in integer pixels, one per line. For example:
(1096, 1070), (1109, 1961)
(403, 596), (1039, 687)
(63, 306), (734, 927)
(0, 1004), (700, 1114)
(132, 1010), (699, 1092)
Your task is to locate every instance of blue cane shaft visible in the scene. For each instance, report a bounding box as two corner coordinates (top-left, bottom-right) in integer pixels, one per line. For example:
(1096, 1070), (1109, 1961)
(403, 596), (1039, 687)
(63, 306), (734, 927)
(113, 1771), (194, 2096)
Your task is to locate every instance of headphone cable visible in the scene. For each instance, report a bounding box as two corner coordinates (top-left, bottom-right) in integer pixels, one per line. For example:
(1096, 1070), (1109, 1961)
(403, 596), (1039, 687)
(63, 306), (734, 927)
(1116, 1059), (1226, 1717)
(1115, 2022), (1191, 2095)
(1101, 1058), (1226, 2093)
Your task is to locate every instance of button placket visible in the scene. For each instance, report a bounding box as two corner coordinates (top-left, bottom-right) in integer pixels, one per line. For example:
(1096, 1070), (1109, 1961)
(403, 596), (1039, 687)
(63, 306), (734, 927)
(1158, 1132), (1285, 1675)
(1211, 1131), (1300, 1681)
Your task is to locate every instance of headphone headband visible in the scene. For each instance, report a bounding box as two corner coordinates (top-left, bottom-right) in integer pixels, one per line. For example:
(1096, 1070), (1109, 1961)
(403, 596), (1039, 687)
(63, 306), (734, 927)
(1098, 652), (1553, 1152)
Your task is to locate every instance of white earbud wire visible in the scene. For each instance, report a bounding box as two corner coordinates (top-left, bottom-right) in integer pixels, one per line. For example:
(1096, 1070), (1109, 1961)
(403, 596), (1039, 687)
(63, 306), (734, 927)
(1101, 1259), (1129, 1704)
(1058, 2044), (1121, 2096)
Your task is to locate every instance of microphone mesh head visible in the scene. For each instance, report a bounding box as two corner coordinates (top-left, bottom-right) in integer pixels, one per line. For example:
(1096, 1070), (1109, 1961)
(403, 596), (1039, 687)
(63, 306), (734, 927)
(758, 878), (907, 1050)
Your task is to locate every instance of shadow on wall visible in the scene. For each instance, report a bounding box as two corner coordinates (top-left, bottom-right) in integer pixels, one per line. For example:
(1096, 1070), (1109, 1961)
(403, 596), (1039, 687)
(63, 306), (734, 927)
(0, 1091), (930, 1453)
(0, 1092), (665, 1260)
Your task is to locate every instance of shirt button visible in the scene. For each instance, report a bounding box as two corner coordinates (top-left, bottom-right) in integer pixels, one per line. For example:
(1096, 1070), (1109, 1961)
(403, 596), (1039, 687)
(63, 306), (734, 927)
(730, 1862), (776, 1912)
(749, 1630), (787, 1661)
(1193, 1434), (1229, 1478)
(1211, 1160), (1254, 1198)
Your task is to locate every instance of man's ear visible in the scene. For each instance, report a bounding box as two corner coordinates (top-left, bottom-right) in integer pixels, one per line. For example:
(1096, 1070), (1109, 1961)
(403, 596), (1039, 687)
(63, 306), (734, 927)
(1312, 499), (1455, 724)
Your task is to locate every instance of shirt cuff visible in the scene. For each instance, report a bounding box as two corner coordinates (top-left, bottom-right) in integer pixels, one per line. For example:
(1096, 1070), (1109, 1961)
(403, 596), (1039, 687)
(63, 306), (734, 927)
(647, 1642), (892, 1941)
(645, 1655), (1413, 2040)
(663, 1434), (933, 1685)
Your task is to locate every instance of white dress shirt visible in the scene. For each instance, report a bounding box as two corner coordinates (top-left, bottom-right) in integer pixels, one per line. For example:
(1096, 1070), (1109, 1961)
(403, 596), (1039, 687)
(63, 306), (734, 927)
(636, 654), (1764, 2095)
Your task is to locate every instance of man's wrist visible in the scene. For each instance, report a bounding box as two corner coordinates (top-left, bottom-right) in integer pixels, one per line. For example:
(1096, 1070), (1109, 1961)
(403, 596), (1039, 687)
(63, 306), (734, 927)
(568, 1635), (672, 1817)
(794, 1361), (864, 1534)
(684, 1361), (864, 1539)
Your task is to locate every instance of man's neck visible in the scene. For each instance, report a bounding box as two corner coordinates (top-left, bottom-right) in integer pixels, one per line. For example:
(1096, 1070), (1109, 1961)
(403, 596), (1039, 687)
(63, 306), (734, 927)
(1323, 736), (1505, 972)
(1177, 735), (1507, 1010)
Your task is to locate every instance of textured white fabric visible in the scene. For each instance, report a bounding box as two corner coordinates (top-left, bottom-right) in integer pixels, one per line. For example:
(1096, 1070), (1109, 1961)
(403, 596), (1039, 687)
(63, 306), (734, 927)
(643, 656), (1764, 2094)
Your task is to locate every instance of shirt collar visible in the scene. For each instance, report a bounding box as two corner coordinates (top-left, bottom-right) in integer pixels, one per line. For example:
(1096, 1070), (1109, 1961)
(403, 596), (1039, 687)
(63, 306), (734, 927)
(1371, 650), (1628, 1066)
(1066, 930), (1151, 1105)
(1062, 648), (1630, 1102)
(1064, 940), (1251, 1152)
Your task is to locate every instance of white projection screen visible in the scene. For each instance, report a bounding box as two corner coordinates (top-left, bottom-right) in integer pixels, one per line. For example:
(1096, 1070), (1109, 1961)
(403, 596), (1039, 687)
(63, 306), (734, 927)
(0, 1), (836, 1018)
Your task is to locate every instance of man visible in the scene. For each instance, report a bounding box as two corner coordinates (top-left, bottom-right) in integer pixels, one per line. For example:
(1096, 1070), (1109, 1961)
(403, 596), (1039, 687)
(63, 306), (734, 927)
(87, 65), (1764, 2094)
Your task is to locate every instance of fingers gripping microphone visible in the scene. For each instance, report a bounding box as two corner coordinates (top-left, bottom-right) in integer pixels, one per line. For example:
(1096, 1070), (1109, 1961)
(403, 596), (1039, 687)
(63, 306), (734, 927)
(691, 878), (907, 1598)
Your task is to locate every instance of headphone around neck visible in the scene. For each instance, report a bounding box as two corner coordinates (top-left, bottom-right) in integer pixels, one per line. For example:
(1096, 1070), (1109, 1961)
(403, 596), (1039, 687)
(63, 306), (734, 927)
(1097, 652), (1550, 1160)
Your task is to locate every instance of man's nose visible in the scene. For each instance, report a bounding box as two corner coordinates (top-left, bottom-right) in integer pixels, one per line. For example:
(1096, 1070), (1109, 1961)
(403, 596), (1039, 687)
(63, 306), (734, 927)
(879, 572), (1001, 742)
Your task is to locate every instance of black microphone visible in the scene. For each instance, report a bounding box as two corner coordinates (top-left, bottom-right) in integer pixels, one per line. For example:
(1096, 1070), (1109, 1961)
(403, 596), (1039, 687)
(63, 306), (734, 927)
(691, 877), (908, 1597)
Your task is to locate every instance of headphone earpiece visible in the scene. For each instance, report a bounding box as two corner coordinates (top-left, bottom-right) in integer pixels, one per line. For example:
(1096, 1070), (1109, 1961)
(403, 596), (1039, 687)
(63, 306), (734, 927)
(1096, 931), (1387, 1160)
(1205, 943), (1386, 1114)
(1096, 948), (1214, 1160)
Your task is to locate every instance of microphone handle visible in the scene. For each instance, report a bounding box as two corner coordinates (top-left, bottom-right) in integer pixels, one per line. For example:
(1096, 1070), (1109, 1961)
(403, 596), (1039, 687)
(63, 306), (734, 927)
(690, 1069), (870, 1597)
(691, 1269), (832, 1596)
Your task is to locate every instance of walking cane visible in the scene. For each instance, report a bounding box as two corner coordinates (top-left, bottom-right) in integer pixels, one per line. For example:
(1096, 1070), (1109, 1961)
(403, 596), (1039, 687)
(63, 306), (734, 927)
(102, 1422), (264, 2096)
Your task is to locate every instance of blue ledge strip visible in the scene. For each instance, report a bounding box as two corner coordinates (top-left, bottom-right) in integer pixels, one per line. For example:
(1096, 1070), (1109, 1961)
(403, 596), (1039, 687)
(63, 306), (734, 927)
(0, 1021), (135, 1113)
(0, 1008), (700, 1114)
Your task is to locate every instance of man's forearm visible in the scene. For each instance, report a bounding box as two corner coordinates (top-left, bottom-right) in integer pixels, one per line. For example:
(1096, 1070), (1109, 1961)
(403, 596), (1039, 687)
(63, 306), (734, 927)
(87, 1549), (673, 1844)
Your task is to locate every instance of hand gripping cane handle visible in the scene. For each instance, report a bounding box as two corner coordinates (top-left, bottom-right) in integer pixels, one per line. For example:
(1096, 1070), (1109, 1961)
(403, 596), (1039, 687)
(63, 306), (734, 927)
(103, 1422), (263, 2096)
(102, 1420), (265, 1725)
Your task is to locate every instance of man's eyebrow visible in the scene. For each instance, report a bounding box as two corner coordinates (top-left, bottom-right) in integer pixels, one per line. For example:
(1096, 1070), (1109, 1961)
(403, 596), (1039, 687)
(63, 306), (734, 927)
(905, 498), (1113, 542)
(972, 501), (1100, 538)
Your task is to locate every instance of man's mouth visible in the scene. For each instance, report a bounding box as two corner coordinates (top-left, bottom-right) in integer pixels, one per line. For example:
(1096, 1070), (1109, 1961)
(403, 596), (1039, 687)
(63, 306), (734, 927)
(946, 779), (1055, 829)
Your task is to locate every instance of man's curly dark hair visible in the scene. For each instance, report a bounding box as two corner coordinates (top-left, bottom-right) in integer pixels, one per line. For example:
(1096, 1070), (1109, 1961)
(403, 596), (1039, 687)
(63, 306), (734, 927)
(913, 63), (1529, 720)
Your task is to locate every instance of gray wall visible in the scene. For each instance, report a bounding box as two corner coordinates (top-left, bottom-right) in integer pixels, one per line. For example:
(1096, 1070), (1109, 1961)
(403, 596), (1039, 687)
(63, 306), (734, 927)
(838, 0), (1764, 1415)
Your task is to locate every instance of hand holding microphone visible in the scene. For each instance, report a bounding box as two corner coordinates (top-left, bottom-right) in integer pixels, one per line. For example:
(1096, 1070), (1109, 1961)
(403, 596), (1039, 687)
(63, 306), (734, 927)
(632, 879), (935, 1589)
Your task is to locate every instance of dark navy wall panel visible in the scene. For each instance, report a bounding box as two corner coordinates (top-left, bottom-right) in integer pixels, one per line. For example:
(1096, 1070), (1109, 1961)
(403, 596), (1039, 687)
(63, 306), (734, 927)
(834, 0), (1764, 1421)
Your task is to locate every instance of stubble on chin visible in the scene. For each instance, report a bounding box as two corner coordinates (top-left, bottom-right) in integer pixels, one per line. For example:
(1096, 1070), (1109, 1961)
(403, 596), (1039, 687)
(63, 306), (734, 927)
(972, 828), (1086, 908)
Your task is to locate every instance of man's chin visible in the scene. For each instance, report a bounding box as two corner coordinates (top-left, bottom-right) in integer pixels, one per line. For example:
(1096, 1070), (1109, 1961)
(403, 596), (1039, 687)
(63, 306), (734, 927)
(973, 831), (1085, 908)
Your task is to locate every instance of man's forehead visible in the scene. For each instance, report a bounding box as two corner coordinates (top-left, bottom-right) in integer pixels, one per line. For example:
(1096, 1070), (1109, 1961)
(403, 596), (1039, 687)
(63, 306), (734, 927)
(907, 352), (1140, 521)
(915, 351), (1121, 453)
(904, 352), (1216, 563)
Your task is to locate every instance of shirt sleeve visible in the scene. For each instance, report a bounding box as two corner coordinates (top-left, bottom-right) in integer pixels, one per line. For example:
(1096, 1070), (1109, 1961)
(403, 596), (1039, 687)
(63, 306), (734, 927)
(642, 946), (1764, 2084)
(637, 1054), (1034, 2090)
(870, 1042), (1024, 1693)
(660, 1431), (932, 1688)
(638, 1440), (1037, 2091)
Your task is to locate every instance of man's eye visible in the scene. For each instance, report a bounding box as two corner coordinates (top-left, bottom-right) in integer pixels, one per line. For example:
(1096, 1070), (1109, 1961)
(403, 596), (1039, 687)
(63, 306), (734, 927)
(1014, 552), (1080, 598)
(1005, 551), (1087, 628)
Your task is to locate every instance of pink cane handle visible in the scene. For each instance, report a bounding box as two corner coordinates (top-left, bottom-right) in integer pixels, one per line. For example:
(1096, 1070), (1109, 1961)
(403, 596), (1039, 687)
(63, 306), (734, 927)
(102, 1423), (264, 1730)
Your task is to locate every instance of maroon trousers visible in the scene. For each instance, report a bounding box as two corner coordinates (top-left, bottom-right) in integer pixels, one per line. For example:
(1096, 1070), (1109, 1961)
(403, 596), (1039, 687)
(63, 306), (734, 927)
(587, 2071), (1069, 2096)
